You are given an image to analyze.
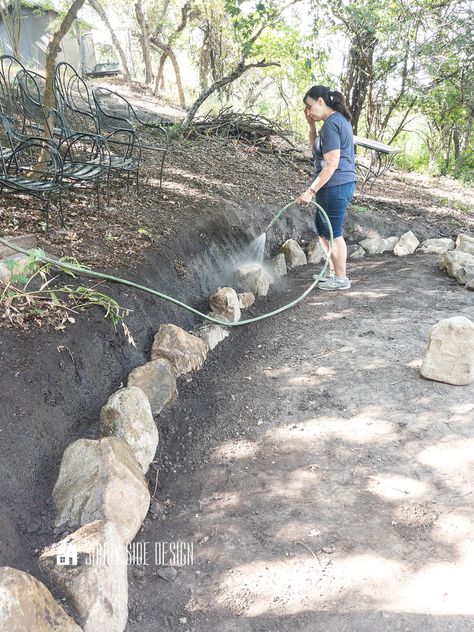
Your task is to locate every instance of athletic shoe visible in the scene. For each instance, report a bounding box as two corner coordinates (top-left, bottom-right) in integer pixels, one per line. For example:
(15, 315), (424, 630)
(318, 276), (351, 291)
(312, 269), (335, 282)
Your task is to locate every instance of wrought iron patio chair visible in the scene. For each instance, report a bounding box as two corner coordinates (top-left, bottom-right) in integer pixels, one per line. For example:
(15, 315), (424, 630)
(92, 85), (168, 190)
(55, 62), (143, 192)
(0, 123), (65, 230)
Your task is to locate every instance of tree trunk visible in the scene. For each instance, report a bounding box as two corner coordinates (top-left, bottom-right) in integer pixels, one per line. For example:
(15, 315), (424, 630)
(88, 0), (131, 81)
(181, 59), (279, 130)
(150, 39), (186, 108)
(342, 31), (376, 134)
(43, 0), (87, 135)
(135, 0), (153, 84)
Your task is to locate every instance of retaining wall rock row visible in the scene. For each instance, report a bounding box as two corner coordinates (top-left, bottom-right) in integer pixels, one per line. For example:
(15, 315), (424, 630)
(99, 386), (158, 474)
(0, 566), (82, 631)
(39, 521), (127, 632)
(420, 316), (474, 385)
(127, 358), (177, 416)
(53, 437), (150, 544)
(151, 324), (208, 375)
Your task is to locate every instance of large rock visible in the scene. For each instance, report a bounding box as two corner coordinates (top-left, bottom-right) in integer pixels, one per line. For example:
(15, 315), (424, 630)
(466, 278), (474, 291)
(238, 292), (255, 309)
(418, 238), (455, 254)
(0, 254), (31, 284)
(100, 386), (158, 473)
(280, 239), (307, 268)
(39, 521), (127, 632)
(439, 251), (474, 285)
(360, 236), (398, 254)
(266, 253), (287, 278)
(209, 287), (241, 323)
(53, 437), (150, 544)
(195, 321), (229, 350)
(306, 239), (325, 265)
(394, 231), (420, 256)
(420, 316), (474, 385)
(456, 234), (474, 255)
(151, 324), (208, 375)
(347, 244), (365, 259)
(0, 567), (81, 631)
(235, 264), (271, 297)
(127, 359), (177, 415)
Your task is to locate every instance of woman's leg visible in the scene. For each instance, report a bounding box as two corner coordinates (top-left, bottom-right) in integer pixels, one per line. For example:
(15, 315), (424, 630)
(318, 236), (335, 272)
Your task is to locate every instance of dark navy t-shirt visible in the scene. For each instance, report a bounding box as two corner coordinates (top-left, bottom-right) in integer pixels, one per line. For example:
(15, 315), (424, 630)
(312, 111), (357, 187)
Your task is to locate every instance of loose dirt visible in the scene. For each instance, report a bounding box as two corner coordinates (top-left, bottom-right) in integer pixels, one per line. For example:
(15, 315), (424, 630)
(127, 254), (473, 632)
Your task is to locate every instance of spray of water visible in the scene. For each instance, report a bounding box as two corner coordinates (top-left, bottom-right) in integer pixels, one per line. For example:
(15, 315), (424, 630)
(245, 233), (267, 263)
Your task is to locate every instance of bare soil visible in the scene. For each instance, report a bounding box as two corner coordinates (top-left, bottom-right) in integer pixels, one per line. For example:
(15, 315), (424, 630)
(126, 254), (474, 632)
(0, 118), (473, 630)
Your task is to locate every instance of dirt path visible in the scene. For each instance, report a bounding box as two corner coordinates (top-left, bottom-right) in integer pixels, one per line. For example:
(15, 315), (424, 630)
(127, 253), (474, 632)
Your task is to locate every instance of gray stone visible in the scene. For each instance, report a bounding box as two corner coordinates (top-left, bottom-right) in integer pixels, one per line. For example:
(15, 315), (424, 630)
(466, 278), (474, 290)
(266, 253), (287, 278)
(439, 251), (474, 285)
(280, 239), (307, 268)
(39, 520), (127, 632)
(195, 321), (229, 350)
(53, 437), (150, 544)
(128, 359), (177, 415)
(100, 386), (158, 473)
(235, 264), (272, 297)
(420, 316), (474, 385)
(0, 254), (31, 284)
(394, 231), (420, 256)
(156, 567), (178, 582)
(238, 292), (255, 309)
(151, 324), (208, 375)
(418, 238), (455, 254)
(0, 566), (81, 631)
(348, 244), (366, 259)
(456, 234), (474, 255)
(209, 287), (241, 323)
(360, 236), (399, 254)
(306, 239), (325, 264)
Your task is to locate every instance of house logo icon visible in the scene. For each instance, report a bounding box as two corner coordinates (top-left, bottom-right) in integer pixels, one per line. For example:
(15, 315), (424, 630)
(56, 543), (78, 566)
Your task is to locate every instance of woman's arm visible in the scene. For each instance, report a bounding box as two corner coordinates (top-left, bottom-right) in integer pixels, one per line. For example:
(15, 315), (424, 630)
(297, 149), (340, 205)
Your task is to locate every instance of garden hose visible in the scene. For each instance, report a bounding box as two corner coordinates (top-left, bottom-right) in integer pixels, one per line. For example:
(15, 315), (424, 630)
(0, 200), (333, 327)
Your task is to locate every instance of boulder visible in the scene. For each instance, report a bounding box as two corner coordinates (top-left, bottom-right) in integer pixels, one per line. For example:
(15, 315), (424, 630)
(0, 567), (81, 631)
(306, 239), (325, 265)
(280, 239), (307, 268)
(151, 324), (208, 375)
(420, 316), (474, 385)
(0, 254), (31, 284)
(209, 287), (241, 323)
(466, 278), (474, 291)
(347, 244), (365, 260)
(266, 253), (287, 278)
(235, 264), (271, 297)
(360, 236), (398, 254)
(394, 231), (420, 256)
(39, 521), (127, 632)
(238, 292), (255, 309)
(439, 251), (474, 285)
(53, 437), (150, 544)
(100, 386), (158, 473)
(127, 359), (177, 415)
(456, 234), (474, 255)
(195, 321), (229, 350)
(418, 238), (455, 255)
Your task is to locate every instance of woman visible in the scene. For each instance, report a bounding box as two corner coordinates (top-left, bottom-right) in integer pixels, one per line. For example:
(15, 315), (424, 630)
(297, 85), (356, 290)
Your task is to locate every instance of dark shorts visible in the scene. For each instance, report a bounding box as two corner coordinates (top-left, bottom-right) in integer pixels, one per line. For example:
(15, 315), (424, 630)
(315, 181), (356, 239)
